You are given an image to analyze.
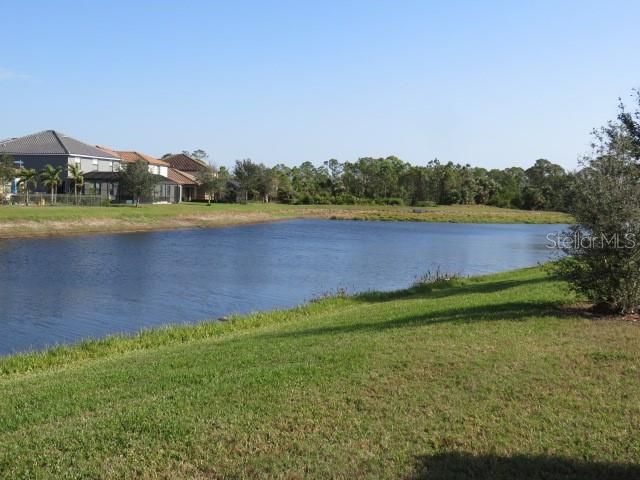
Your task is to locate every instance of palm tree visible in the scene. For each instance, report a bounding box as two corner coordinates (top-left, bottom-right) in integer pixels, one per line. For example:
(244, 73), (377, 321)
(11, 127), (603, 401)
(17, 168), (38, 206)
(40, 164), (62, 205)
(68, 164), (84, 205)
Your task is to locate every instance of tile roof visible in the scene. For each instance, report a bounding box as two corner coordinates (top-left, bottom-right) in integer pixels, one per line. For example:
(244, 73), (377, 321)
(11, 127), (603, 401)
(95, 145), (121, 159)
(0, 130), (120, 160)
(95, 147), (170, 166)
(167, 168), (199, 185)
(162, 153), (207, 172)
(117, 151), (170, 166)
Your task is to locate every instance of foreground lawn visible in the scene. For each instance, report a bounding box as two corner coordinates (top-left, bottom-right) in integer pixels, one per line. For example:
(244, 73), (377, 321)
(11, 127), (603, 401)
(1, 267), (638, 479)
(0, 203), (572, 238)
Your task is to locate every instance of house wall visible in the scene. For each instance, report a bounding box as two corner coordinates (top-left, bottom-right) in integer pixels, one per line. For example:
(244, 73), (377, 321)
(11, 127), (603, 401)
(10, 155), (68, 192)
(11, 155), (119, 176)
(69, 156), (120, 174)
(147, 165), (168, 176)
(10, 154), (69, 173)
(10, 154), (120, 193)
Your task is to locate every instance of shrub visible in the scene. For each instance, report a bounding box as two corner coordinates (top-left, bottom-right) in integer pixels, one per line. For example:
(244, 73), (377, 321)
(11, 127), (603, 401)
(413, 200), (437, 207)
(554, 91), (640, 313)
(313, 194), (332, 205)
(335, 194), (357, 205)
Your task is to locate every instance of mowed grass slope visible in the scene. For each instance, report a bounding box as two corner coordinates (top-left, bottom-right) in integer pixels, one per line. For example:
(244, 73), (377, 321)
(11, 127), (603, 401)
(1, 267), (638, 479)
(0, 203), (572, 238)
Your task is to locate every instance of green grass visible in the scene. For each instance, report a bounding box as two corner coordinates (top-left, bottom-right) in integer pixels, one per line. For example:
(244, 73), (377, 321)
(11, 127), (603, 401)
(1, 267), (638, 479)
(0, 203), (573, 238)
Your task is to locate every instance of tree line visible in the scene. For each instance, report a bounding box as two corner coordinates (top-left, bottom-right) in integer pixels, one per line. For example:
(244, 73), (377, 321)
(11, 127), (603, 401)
(195, 156), (574, 212)
(2, 148), (575, 212)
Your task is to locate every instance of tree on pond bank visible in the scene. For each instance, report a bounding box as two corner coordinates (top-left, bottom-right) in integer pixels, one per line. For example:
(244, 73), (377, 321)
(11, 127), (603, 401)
(555, 89), (640, 314)
(17, 168), (38, 205)
(119, 160), (159, 207)
(40, 164), (62, 204)
(197, 163), (229, 205)
(68, 164), (84, 205)
(0, 154), (16, 197)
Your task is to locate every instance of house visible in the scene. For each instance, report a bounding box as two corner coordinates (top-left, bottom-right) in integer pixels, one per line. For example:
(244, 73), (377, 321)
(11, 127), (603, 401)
(0, 130), (121, 195)
(166, 168), (200, 202)
(0, 130), (201, 204)
(95, 147), (183, 203)
(161, 153), (207, 175)
(161, 153), (207, 201)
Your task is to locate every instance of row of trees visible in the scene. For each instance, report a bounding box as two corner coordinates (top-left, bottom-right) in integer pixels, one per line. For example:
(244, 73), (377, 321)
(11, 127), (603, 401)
(194, 156), (573, 212)
(3, 147), (574, 212)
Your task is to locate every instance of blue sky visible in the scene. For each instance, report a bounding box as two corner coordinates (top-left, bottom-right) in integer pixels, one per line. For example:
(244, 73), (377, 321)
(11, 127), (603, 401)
(1, 1), (639, 170)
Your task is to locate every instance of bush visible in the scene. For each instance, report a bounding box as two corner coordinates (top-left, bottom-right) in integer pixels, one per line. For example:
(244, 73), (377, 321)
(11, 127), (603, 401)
(335, 194), (357, 205)
(313, 194), (332, 205)
(554, 91), (640, 313)
(413, 200), (437, 207)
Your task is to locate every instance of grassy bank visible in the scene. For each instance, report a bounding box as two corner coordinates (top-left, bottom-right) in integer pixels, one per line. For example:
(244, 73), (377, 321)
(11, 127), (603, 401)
(0, 203), (573, 238)
(1, 267), (638, 479)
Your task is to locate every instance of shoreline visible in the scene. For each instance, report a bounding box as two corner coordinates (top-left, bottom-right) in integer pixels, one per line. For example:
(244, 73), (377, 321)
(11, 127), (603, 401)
(0, 265), (537, 371)
(2, 266), (637, 478)
(0, 264), (566, 366)
(0, 216), (293, 240)
(0, 204), (573, 240)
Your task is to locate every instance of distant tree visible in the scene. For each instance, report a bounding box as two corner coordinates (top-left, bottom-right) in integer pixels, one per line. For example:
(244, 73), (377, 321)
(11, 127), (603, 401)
(17, 168), (38, 206)
(525, 159), (567, 210)
(257, 165), (276, 203)
(271, 164), (296, 203)
(197, 163), (224, 205)
(40, 164), (62, 204)
(161, 153), (173, 159)
(68, 164), (84, 205)
(119, 160), (158, 207)
(182, 149), (209, 163)
(323, 158), (345, 198)
(488, 167), (526, 208)
(555, 90), (640, 313)
(198, 166), (215, 204)
(191, 149), (209, 162)
(215, 166), (230, 201)
(233, 159), (261, 202)
(401, 165), (429, 205)
(0, 154), (16, 197)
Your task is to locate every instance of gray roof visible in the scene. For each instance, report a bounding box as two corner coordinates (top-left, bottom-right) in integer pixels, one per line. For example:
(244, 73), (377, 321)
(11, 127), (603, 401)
(0, 130), (120, 160)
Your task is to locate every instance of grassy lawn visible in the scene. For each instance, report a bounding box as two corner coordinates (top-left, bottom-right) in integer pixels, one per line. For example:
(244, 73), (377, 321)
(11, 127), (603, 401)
(1, 267), (637, 479)
(0, 203), (573, 238)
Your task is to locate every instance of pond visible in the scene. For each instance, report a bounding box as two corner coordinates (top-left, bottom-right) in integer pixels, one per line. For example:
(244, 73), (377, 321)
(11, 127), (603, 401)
(0, 220), (565, 355)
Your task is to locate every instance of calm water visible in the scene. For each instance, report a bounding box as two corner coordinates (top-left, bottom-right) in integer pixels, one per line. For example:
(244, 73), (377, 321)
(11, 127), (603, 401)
(0, 220), (564, 355)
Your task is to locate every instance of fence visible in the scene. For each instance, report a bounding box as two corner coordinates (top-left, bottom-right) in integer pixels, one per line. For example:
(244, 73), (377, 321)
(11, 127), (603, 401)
(7, 193), (107, 207)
